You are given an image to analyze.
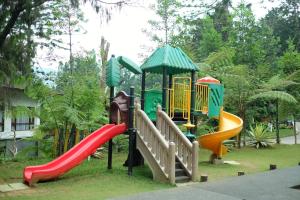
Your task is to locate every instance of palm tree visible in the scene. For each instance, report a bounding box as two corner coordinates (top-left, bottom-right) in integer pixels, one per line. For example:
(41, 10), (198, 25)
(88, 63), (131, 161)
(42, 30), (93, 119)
(248, 75), (298, 144)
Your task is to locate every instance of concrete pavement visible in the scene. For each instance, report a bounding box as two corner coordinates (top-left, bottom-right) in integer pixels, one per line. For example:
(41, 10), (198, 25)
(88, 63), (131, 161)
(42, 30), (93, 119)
(110, 166), (300, 200)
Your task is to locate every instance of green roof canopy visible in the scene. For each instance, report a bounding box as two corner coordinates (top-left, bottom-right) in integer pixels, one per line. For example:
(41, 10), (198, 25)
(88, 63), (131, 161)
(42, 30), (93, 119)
(106, 55), (120, 87)
(140, 44), (199, 74)
(117, 56), (141, 74)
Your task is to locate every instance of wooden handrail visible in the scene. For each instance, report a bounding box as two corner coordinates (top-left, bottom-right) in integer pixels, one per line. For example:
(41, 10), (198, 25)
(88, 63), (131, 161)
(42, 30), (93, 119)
(156, 105), (198, 181)
(157, 108), (192, 150)
(135, 104), (175, 183)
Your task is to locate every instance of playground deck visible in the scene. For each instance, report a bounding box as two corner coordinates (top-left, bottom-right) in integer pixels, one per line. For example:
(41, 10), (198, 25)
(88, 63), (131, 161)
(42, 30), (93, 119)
(111, 166), (300, 200)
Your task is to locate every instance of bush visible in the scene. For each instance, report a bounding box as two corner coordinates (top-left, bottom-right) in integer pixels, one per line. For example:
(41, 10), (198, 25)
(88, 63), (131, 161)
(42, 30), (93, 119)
(248, 123), (274, 148)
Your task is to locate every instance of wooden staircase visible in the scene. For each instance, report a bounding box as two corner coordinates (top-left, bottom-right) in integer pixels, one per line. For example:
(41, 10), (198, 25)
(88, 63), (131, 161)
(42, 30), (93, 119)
(175, 159), (190, 183)
(135, 104), (199, 184)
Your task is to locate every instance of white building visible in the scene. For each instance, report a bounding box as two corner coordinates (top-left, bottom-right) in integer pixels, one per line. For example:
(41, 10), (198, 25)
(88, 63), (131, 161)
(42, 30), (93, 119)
(0, 86), (40, 156)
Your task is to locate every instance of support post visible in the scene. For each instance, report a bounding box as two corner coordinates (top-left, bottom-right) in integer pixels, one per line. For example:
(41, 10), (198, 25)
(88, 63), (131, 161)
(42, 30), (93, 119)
(168, 74), (173, 88)
(162, 67), (168, 111)
(108, 86), (114, 169)
(141, 71), (146, 111)
(270, 164), (277, 170)
(169, 142), (176, 184)
(238, 171), (245, 176)
(168, 74), (173, 112)
(128, 87), (135, 175)
(200, 175), (208, 182)
(192, 141), (199, 181)
(190, 71), (196, 126)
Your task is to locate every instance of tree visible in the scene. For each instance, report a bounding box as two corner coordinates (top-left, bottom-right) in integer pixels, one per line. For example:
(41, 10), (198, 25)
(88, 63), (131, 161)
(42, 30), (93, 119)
(249, 75), (298, 144)
(99, 37), (110, 89)
(278, 39), (300, 75)
(263, 0), (300, 53)
(197, 17), (224, 59)
(28, 51), (107, 156)
(0, 0), (134, 86)
(144, 0), (180, 45)
(211, 0), (232, 42)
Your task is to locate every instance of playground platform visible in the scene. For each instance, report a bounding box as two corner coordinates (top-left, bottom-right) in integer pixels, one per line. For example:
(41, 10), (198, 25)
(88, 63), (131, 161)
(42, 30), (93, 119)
(111, 166), (300, 200)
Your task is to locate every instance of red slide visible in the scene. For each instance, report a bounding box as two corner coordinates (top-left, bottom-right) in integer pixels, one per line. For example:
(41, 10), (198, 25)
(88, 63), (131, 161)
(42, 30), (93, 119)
(23, 123), (127, 186)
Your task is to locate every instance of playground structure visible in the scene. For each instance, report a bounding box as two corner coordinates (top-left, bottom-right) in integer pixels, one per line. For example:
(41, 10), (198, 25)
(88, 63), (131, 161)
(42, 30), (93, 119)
(23, 44), (243, 186)
(140, 45), (243, 160)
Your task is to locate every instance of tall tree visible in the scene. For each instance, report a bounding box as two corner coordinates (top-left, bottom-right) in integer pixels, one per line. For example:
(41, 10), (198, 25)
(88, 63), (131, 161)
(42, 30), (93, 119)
(0, 0), (134, 85)
(212, 0), (232, 42)
(263, 0), (300, 52)
(144, 0), (180, 45)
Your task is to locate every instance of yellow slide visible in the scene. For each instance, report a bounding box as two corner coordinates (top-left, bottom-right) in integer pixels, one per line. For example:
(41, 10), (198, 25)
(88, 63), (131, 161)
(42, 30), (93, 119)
(198, 110), (243, 158)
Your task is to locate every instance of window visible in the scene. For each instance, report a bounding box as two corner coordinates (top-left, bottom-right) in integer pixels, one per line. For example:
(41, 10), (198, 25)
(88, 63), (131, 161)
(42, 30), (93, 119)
(11, 107), (34, 131)
(0, 104), (3, 132)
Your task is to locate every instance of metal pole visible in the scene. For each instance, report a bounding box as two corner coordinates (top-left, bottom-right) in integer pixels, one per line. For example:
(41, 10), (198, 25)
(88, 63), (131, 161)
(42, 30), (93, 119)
(108, 86), (114, 169)
(168, 74), (173, 88)
(128, 87), (135, 175)
(141, 71), (146, 110)
(168, 74), (172, 113)
(190, 71), (196, 126)
(162, 67), (167, 111)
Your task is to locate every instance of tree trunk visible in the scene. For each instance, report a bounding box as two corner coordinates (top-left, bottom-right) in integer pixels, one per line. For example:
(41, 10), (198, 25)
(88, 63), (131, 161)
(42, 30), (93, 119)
(276, 99), (280, 144)
(237, 108), (245, 148)
(100, 37), (110, 89)
(293, 115), (297, 144)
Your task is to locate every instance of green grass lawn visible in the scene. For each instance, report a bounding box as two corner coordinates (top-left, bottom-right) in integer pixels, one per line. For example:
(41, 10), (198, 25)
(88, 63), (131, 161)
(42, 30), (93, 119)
(0, 153), (172, 200)
(0, 144), (300, 200)
(198, 144), (300, 181)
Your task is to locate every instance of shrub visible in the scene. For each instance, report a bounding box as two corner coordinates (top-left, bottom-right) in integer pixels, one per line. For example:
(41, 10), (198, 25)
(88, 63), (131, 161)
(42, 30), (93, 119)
(248, 123), (274, 148)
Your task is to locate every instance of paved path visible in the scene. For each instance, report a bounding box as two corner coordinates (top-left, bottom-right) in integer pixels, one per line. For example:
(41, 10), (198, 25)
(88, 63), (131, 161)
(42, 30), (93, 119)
(279, 134), (298, 145)
(110, 166), (300, 200)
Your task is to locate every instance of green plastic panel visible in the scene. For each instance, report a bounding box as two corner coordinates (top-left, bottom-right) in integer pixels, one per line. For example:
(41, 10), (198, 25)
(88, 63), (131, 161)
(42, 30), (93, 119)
(144, 90), (162, 121)
(208, 84), (224, 118)
(106, 56), (120, 87)
(117, 56), (142, 74)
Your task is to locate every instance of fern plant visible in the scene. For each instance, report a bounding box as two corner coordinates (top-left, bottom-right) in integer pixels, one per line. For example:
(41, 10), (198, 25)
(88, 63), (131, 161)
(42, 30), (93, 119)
(248, 123), (273, 148)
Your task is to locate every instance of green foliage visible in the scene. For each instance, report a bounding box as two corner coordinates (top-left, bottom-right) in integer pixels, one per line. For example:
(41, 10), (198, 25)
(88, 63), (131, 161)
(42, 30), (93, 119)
(113, 134), (129, 152)
(249, 91), (297, 104)
(197, 17), (224, 59)
(248, 124), (273, 148)
(145, 0), (180, 44)
(263, 0), (300, 52)
(27, 51), (107, 155)
(278, 39), (300, 75)
(18, 128), (53, 159)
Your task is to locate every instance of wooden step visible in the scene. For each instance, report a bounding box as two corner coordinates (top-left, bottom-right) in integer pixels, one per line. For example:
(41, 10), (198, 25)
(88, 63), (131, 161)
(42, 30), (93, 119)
(175, 168), (186, 176)
(175, 175), (190, 183)
(175, 162), (181, 168)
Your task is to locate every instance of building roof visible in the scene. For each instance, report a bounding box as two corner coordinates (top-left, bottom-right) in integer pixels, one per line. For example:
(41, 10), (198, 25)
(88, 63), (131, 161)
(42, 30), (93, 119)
(0, 87), (38, 107)
(140, 44), (199, 74)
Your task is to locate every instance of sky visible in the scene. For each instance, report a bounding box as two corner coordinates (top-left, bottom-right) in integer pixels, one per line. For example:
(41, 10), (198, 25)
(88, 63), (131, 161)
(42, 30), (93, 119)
(37, 0), (281, 72)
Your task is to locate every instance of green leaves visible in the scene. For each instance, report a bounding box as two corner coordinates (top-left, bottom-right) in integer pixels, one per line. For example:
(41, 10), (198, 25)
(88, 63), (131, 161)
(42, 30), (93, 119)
(248, 123), (273, 148)
(249, 91), (297, 104)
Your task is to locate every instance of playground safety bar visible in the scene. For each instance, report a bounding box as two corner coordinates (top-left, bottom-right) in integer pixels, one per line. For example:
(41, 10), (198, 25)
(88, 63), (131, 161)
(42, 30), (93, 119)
(135, 104), (176, 184)
(156, 105), (198, 181)
(195, 83), (209, 113)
